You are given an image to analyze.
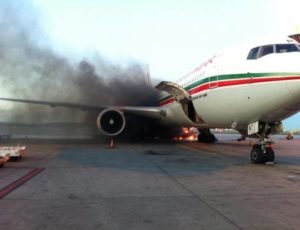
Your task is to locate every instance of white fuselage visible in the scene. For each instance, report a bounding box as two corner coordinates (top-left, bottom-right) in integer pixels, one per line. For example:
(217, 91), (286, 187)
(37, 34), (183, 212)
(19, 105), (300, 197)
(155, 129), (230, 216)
(159, 37), (300, 131)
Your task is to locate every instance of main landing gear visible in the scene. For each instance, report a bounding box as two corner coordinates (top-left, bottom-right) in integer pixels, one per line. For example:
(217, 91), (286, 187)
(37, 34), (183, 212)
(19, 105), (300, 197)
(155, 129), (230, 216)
(250, 123), (275, 164)
(237, 135), (246, 141)
(197, 128), (217, 143)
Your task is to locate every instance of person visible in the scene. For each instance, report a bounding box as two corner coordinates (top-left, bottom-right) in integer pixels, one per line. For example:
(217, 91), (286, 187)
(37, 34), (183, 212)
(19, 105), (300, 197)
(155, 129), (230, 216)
(286, 132), (294, 140)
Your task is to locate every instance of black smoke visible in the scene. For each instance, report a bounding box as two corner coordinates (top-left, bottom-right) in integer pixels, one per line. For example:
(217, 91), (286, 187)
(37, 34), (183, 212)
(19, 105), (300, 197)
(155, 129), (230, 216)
(0, 1), (159, 125)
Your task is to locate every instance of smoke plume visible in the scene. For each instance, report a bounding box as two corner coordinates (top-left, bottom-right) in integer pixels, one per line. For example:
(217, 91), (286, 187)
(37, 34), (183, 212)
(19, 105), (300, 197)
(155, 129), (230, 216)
(0, 1), (159, 124)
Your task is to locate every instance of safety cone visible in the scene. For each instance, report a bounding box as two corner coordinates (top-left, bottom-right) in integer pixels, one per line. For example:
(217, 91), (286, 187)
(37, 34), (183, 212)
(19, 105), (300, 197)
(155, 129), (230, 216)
(108, 139), (115, 148)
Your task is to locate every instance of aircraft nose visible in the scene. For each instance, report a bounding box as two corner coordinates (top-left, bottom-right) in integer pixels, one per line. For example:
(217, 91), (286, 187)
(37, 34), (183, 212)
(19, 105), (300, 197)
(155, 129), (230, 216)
(286, 76), (300, 98)
(284, 54), (300, 98)
(284, 77), (300, 111)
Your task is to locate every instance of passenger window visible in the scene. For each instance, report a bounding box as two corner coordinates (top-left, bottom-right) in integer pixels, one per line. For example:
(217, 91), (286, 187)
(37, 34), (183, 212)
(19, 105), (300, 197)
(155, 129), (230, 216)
(247, 47), (259, 59)
(276, 44), (300, 53)
(260, 45), (274, 57)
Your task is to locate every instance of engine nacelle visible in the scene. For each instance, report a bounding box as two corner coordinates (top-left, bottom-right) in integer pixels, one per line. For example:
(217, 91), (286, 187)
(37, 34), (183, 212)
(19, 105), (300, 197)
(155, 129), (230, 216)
(96, 108), (126, 136)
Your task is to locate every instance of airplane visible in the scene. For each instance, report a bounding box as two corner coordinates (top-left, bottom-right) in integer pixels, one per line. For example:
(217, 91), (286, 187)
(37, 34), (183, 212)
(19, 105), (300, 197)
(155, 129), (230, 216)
(1, 34), (300, 164)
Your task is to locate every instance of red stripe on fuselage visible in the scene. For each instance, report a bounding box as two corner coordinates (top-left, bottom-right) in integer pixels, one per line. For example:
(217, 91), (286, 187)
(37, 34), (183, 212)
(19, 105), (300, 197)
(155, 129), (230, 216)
(159, 75), (300, 107)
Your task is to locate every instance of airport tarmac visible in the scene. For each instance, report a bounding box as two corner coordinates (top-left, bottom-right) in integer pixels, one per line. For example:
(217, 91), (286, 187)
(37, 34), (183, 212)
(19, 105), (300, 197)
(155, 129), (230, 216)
(0, 134), (300, 230)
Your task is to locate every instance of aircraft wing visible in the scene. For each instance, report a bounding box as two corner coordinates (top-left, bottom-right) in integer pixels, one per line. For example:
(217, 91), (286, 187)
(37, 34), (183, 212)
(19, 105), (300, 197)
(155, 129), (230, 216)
(0, 97), (165, 120)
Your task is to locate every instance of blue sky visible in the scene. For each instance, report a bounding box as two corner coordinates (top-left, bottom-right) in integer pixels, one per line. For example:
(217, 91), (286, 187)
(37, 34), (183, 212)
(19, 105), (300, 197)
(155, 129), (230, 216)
(5, 0), (300, 129)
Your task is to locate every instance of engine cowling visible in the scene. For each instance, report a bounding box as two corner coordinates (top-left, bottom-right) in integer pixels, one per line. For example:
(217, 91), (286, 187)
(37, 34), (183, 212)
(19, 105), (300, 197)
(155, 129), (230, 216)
(96, 108), (126, 136)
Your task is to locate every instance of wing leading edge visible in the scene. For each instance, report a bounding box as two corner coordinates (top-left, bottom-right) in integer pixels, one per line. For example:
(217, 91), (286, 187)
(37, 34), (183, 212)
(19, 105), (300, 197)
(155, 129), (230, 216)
(0, 98), (165, 120)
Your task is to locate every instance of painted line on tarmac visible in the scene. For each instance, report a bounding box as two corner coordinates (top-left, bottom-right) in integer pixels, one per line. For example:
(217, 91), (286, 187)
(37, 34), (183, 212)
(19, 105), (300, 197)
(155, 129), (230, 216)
(0, 168), (45, 199)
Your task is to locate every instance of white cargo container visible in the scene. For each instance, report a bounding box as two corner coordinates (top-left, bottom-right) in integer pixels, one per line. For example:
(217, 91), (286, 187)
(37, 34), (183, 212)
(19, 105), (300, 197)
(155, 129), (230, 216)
(0, 146), (26, 161)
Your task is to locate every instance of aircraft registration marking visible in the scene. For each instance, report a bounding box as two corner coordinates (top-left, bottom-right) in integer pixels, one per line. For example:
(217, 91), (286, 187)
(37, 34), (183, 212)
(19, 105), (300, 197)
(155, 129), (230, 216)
(192, 93), (207, 100)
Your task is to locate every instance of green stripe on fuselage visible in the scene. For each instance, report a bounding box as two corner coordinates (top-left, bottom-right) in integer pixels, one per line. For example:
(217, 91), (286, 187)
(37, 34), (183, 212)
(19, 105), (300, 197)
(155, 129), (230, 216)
(159, 72), (300, 102)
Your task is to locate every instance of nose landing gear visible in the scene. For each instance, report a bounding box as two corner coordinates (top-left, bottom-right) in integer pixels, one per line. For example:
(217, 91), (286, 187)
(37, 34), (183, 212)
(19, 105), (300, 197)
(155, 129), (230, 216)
(249, 122), (276, 164)
(250, 139), (274, 164)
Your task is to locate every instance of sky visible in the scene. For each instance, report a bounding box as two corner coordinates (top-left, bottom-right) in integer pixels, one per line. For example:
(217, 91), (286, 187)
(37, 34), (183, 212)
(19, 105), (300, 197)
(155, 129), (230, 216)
(3, 0), (300, 129)
(31, 0), (300, 80)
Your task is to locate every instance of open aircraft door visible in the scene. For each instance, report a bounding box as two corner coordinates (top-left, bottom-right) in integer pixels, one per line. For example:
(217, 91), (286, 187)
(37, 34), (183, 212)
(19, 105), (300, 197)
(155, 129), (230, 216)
(156, 81), (203, 124)
(156, 81), (191, 103)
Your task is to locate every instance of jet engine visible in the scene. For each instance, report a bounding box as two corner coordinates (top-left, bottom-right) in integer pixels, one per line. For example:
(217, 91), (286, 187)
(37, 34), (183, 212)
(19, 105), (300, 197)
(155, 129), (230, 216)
(96, 108), (126, 136)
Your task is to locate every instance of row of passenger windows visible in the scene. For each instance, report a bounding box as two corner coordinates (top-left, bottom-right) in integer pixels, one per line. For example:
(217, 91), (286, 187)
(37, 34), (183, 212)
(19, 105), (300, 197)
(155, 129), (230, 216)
(181, 71), (205, 89)
(247, 43), (300, 60)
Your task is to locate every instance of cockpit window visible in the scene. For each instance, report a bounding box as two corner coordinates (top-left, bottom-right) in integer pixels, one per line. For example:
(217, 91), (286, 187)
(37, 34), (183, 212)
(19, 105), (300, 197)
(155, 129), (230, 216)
(247, 43), (300, 60)
(260, 45), (274, 57)
(247, 47), (259, 59)
(276, 44), (300, 53)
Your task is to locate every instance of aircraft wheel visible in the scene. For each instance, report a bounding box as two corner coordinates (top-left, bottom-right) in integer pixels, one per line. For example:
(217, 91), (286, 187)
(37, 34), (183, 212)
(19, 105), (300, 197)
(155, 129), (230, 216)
(9, 157), (18, 162)
(264, 147), (275, 162)
(209, 134), (217, 143)
(250, 145), (264, 164)
(198, 133), (217, 143)
(197, 134), (205, 142)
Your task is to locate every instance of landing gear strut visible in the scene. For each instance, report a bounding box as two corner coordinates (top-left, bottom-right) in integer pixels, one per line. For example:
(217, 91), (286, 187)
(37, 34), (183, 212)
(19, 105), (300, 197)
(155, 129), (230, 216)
(250, 123), (275, 164)
(198, 128), (217, 143)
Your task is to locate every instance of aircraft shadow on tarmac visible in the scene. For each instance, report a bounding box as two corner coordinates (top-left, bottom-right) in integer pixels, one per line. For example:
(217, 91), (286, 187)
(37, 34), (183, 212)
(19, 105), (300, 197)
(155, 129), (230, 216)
(57, 143), (253, 176)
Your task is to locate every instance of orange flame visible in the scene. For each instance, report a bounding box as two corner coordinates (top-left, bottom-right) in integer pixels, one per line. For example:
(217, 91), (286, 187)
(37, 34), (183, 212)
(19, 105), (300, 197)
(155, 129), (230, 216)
(173, 128), (198, 141)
